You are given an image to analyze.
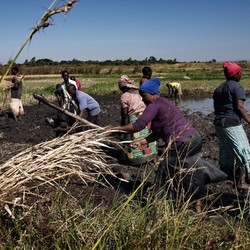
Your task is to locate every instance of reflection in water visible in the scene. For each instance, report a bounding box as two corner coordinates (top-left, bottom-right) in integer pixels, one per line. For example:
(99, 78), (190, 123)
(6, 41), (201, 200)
(178, 98), (250, 115)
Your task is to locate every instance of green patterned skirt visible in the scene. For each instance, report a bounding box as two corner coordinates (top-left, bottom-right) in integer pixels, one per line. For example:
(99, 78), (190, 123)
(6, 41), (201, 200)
(123, 113), (157, 165)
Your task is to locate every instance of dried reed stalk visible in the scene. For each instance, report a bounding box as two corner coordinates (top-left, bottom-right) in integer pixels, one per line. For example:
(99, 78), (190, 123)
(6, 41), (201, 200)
(0, 129), (118, 213)
(0, 0), (79, 86)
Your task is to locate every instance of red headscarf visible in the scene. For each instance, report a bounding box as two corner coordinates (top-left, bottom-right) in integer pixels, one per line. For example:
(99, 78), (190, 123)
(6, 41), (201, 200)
(223, 62), (241, 78)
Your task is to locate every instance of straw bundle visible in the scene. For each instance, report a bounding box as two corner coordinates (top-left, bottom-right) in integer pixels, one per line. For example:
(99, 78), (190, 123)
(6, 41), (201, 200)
(0, 79), (13, 90)
(0, 129), (119, 213)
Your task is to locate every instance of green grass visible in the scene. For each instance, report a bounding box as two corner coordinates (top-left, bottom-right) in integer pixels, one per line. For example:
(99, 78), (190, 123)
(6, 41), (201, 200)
(0, 180), (249, 249)
(2, 64), (250, 107)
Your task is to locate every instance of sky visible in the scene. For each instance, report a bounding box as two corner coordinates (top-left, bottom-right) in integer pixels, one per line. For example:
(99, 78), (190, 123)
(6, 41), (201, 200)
(1, 0), (250, 64)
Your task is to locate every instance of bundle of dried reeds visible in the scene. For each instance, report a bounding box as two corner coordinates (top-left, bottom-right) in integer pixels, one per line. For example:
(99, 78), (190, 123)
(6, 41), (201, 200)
(0, 129), (118, 213)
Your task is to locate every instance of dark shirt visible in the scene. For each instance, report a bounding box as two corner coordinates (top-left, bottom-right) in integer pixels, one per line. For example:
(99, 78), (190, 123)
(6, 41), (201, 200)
(132, 97), (196, 144)
(11, 75), (23, 99)
(213, 80), (246, 124)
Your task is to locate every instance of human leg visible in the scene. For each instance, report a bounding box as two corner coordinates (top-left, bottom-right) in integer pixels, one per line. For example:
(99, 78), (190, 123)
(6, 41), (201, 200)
(19, 99), (24, 115)
(215, 125), (250, 190)
(10, 98), (20, 121)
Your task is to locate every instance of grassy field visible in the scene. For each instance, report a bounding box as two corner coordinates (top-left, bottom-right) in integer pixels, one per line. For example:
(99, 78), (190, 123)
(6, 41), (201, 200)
(2, 62), (250, 107)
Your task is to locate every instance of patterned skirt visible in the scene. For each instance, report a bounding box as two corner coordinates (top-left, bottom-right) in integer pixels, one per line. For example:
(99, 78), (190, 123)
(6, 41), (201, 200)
(123, 113), (157, 165)
(215, 124), (250, 177)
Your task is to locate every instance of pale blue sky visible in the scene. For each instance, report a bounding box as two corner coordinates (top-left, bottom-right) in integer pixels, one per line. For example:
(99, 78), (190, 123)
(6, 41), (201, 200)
(1, 0), (250, 64)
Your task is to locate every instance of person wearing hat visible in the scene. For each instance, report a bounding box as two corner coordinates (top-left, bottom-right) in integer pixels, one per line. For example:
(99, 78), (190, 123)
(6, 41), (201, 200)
(117, 75), (157, 165)
(112, 77), (202, 162)
(108, 78), (227, 212)
(118, 75), (145, 126)
(213, 62), (250, 192)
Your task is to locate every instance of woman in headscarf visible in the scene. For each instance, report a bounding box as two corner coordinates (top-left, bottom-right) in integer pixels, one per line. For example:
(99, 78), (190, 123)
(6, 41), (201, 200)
(118, 75), (145, 126)
(117, 75), (157, 165)
(115, 78), (202, 159)
(108, 78), (227, 212)
(213, 62), (250, 192)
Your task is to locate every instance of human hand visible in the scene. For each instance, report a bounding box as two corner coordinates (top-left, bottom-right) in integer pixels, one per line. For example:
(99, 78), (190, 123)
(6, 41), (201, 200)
(103, 126), (119, 132)
(130, 139), (147, 148)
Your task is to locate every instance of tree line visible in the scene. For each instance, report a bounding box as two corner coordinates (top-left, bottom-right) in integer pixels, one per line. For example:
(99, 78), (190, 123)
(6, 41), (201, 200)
(19, 56), (178, 67)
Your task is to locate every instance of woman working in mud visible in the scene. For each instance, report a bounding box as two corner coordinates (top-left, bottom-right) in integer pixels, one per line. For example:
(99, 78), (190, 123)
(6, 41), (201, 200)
(213, 62), (250, 192)
(108, 78), (227, 212)
(118, 75), (157, 164)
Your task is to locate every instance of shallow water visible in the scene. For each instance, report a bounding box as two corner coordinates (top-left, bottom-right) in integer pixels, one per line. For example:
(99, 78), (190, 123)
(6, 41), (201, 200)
(179, 98), (250, 115)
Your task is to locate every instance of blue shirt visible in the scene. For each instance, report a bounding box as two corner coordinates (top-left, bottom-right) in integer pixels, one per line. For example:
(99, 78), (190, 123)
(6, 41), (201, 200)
(75, 90), (101, 116)
(213, 80), (246, 123)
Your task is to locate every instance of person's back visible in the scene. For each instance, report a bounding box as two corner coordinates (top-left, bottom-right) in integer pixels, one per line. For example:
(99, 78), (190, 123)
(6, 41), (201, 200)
(140, 66), (152, 86)
(11, 68), (23, 99)
(133, 97), (196, 144)
(169, 82), (180, 89)
(75, 90), (100, 116)
(70, 76), (83, 91)
(118, 75), (145, 125)
(120, 90), (145, 117)
(213, 80), (245, 122)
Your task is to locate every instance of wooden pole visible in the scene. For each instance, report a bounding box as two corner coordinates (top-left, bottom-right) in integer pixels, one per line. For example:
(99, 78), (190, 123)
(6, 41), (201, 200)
(33, 93), (102, 129)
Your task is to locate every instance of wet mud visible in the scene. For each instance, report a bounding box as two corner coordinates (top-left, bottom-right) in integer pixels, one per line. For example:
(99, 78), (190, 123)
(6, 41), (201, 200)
(0, 92), (250, 214)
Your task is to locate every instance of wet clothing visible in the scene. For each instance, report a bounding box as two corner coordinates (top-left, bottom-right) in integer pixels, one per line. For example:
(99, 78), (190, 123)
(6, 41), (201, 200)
(132, 97), (196, 148)
(156, 154), (227, 201)
(213, 79), (250, 178)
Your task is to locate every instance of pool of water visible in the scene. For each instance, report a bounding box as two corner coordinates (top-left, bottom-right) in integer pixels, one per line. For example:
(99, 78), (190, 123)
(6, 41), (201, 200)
(180, 98), (250, 115)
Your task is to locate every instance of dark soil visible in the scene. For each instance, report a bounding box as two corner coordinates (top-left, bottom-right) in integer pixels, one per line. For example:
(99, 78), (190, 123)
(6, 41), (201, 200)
(0, 92), (249, 214)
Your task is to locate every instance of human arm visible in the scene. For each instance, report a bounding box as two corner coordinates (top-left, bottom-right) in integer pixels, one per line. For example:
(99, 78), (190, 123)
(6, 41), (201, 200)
(131, 132), (159, 148)
(169, 86), (174, 97)
(166, 84), (172, 97)
(120, 107), (129, 126)
(70, 108), (88, 128)
(78, 108), (88, 119)
(236, 99), (250, 124)
(12, 75), (24, 88)
(56, 95), (64, 108)
(109, 123), (134, 132)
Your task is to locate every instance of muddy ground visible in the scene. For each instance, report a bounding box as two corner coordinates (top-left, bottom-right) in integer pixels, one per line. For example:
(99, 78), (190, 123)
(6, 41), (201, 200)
(0, 92), (249, 213)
